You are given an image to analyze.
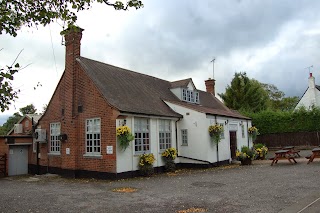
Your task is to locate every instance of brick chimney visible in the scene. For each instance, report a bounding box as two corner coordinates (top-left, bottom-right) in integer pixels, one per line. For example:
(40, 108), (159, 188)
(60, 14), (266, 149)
(309, 72), (315, 89)
(62, 26), (84, 117)
(205, 78), (216, 95)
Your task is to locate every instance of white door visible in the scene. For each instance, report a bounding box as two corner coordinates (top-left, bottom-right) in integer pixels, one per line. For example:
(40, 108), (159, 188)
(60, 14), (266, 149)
(8, 146), (28, 176)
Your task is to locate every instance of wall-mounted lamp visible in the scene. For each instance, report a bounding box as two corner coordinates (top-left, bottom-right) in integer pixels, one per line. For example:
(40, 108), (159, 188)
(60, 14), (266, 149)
(239, 121), (243, 125)
(225, 120), (229, 125)
(123, 119), (127, 125)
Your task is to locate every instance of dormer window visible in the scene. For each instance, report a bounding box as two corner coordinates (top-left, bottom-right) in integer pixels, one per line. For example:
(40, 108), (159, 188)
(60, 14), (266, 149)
(182, 89), (199, 104)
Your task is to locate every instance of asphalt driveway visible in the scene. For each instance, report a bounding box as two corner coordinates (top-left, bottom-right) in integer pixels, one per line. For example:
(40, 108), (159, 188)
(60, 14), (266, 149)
(1, 150), (320, 213)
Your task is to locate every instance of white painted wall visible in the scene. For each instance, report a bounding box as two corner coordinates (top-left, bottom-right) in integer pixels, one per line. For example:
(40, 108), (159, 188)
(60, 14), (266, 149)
(170, 88), (181, 99)
(165, 101), (252, 164)
(116, 116), (177, 173)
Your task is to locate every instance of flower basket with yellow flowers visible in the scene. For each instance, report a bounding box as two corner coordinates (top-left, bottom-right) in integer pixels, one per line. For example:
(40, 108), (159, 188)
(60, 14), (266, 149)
(208, 124), (224, 144)
(161, 148), (177, 172)
(139, 153), (156, 176)
(236, 146), (256, 165)
(254, 143), (268, 160)
(248, 126), (259, 142)
(116, 126), (134, 151)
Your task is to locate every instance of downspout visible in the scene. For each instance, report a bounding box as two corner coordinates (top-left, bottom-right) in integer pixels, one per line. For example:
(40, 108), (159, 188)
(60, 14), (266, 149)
(32, 118), (40, 175)
(175, 117), (181, 154)
(247, 120), (249, 147)
(215, 115), (219, 166)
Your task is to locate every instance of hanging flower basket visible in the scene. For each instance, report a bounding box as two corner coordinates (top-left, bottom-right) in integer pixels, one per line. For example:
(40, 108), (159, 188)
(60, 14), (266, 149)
(208, 124), (224, 144)
(248, 126), (259, 142)
(116, 126), (134, 151)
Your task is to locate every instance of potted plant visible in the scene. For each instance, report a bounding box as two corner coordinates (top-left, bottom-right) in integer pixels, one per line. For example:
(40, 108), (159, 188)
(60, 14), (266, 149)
(236, 146), (256, 165)
(138, 153), (156, 176)
(116, 125), (134, 151)
(248, 126), (259, 142)
(161, 148), (177, 172)
(208, 124), (224, 144)
(254, 143), (268, 160)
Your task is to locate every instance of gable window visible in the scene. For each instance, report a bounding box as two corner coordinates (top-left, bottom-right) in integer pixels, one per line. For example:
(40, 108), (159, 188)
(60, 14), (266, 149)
(86, 118), (101, 155)
(134, 118), (150, 154)
(181, 129), (188, 146)
(159, 120), (171, 150)
(182, 89), (199, 104)
(50, 123), (61, 153)
(219, 123), (225, 139)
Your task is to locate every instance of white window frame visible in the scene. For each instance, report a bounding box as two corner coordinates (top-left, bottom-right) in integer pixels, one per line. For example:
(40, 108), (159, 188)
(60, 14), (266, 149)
(182, 89), (199, 104)
(134, 118), (150, 154)
(85, 118), (101, 155)
(50, 122), (61, 154)
(159, 120), (171, 151)
(181, 129), (188, 146)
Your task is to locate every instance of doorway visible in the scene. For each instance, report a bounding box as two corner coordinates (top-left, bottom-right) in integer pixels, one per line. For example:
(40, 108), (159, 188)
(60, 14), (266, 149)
(229, 131), (237, 159)
(8, 145), (28, 176)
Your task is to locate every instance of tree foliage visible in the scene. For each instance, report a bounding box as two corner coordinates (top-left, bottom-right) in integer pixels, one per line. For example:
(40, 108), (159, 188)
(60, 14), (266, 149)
(243, 107), (320, 135)
(0, 104), (37, 135)
(219, 72), (300, 113)
(218, 72), (269, 112)
(0, 0), (143, 37)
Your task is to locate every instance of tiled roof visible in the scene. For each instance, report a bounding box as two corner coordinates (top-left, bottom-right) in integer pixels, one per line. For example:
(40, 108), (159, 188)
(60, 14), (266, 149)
(170, 79), (192, 88)
(77, 57), (249, 120)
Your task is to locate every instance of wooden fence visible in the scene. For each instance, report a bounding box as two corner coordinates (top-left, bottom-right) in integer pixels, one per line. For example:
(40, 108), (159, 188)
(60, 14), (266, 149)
(256, 131), (320, 148)
(0, 154), (6, 177)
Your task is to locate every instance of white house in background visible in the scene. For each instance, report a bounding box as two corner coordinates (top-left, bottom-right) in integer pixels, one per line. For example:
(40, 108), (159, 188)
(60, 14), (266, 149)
(295, 73), (320, 110)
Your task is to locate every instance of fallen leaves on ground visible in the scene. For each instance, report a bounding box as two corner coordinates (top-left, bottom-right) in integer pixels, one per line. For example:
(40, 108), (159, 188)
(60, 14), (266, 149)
(176, 207), (208, 213)
(112, 187), (137, 193)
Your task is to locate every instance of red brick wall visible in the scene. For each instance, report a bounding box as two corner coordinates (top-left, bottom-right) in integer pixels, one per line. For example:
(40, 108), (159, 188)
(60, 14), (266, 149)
(37, 28), (119, 174)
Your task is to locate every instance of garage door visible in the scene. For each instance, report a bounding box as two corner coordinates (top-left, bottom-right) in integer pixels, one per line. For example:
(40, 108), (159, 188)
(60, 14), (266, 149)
(8, 145), (28, 176)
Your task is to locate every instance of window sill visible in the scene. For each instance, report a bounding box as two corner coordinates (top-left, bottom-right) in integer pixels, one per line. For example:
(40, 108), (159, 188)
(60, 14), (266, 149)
(48, 153), (61, 156)
(83, 154), (103, 159)
(134, 152), (151, 157)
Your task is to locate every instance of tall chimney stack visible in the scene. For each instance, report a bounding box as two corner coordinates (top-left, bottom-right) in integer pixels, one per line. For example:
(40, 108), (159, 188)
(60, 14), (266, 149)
(205, 78), (216, 95)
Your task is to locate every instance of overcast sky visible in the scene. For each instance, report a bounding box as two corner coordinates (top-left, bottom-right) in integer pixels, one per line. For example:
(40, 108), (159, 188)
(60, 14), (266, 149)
(1, 0), (320, 124)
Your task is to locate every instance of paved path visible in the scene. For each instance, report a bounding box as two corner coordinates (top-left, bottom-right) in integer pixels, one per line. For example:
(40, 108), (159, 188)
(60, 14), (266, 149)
(1, 150), (320, 213)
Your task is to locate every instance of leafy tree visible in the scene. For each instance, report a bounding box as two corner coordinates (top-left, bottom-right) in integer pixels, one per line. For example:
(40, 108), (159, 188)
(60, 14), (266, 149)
(0, 112), (22, 135)
(0, 0), (143, 112)
(19, 104), (37, 115)
(261, 83), (299, 111)
(219, 72), (269, 112)
(0, 50), (20, 112)
(0, 0), (143, 37)
(0, 104), (37, 135)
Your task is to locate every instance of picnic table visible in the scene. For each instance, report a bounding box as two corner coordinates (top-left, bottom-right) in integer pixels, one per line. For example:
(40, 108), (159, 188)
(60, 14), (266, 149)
(270, 149), (297, 166)
(306, 148), (320, 164)
(282, 146), (300, 157)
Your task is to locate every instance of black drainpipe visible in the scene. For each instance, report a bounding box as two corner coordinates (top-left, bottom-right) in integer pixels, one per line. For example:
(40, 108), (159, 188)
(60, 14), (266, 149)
(215, 115), (219, 166)
(32, 118), (40, 175)
(175, 117), (181, 153)
(247, 120), (249, 147)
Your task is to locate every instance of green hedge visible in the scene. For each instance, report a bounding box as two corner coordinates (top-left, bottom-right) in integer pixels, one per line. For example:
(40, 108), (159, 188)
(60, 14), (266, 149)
(243, 108), (320, 135)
